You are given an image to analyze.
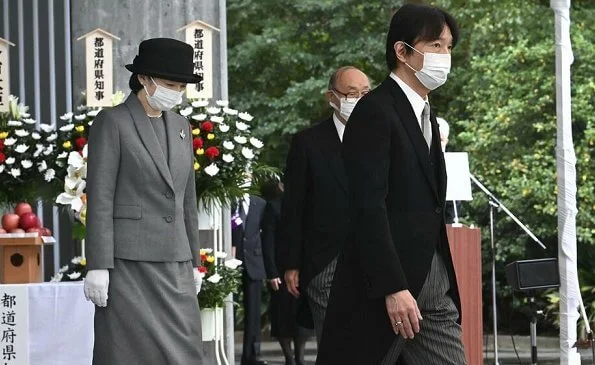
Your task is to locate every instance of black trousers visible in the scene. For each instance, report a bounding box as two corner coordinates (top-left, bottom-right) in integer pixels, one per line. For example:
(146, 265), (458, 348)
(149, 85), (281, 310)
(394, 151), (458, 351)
(241, 272), (263, 363)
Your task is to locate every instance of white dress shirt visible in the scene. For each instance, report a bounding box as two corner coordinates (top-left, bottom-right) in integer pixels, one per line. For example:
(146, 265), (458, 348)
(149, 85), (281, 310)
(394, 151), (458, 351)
(332, 113), (346, 142)
(389, 73), (428, 130)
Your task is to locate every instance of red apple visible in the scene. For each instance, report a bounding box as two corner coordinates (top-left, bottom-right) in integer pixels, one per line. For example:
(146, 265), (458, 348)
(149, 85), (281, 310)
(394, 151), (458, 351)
(40, 227), (52, 237)
(26, 227), (43, 236)
(9, 228), (25, 233)
(1, 214), (20, 231)
(19, 212), (40, 230)
(14, 202), (33, 217)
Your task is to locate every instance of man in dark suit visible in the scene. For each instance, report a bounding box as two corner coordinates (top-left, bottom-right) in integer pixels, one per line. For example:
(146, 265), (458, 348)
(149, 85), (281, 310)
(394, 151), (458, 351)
(317, 4), (466, 365)
(281, 66), (370, 344)
(232, 193), (268, 365)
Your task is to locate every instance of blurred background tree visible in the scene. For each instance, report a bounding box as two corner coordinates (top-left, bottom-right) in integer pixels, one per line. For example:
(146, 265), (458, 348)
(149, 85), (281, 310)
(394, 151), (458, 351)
(228, 0), (595, 334)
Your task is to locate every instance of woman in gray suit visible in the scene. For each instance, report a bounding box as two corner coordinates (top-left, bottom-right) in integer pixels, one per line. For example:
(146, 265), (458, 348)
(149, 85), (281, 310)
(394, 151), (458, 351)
(83, 38), (204, 364)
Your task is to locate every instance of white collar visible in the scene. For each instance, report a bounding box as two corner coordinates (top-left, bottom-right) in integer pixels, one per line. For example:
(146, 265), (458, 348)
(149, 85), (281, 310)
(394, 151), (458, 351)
(389, 73), (428, 129)
(332, 113), (346, 142)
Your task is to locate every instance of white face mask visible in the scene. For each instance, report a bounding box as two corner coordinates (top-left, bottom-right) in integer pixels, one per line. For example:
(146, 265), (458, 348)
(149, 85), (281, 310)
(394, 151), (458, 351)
(402, 42), (451, 90)
(329, 91), (360, 121)
(144, 77), (184, 111)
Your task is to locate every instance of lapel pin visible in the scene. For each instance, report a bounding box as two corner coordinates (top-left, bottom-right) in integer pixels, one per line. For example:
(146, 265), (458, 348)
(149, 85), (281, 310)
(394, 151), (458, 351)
(180, 129), (186, 139)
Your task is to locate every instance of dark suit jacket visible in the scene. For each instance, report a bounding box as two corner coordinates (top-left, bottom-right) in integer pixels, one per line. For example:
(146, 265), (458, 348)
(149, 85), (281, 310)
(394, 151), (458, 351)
(280, 117), (349, 289)
(316, 78), (461, 365)
(261, 198), (282, 279)
(232, 195), (267, 281)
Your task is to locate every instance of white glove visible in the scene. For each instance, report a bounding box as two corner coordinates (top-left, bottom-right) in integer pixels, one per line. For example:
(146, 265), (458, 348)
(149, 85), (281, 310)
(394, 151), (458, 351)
(84, 269), (110, 307)
(193, 267), (203, 295)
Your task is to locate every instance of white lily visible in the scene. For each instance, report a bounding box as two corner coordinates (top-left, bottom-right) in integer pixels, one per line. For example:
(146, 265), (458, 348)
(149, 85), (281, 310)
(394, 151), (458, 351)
(191, 100), (209, 108)
(223, 141), (235, 150)
(56, 178), (86, 212)
(4, 138), (17, 146)
(223, 107), (238, 115)
(60, 112), (74, 121)
(204, 163), (220, 176)
(238, 112), (254, 122)
(59, 124), (75, 132)
(39, 124), (54, 133)
(192, 114), (207, 121)
(241, 147), (255, 159)
(207, 273), (222, 283)
(236, 121), (249, 131)
(249, 137), (264, 149)
(180, 107), (193, 117)
(15, 144), (29, 153)
(9, 168), (21, 178)
(224, 258), (243, 269)
(234, 136), (247, 144)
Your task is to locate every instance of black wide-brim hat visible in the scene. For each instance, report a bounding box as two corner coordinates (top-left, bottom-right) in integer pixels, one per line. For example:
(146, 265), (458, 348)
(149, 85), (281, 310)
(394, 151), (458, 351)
(125, 38), (202, 84)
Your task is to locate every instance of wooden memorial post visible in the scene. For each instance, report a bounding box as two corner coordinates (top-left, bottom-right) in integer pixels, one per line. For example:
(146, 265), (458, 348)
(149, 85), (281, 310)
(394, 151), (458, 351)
(0, 234), (54, 284)
(177, 20), (220, 100)
(0, 37), (15, 113)
(76, 29), (120, 107)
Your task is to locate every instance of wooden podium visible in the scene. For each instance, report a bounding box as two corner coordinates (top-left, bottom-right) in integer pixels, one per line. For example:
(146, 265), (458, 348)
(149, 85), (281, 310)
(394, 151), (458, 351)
(0, 234), (53, 284)
(447, 224), (483, 365)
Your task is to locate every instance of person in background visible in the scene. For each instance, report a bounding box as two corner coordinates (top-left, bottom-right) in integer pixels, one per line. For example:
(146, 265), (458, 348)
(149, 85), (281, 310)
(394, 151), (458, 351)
(232, 185), (268, 365)
(262, 179), (311, 365)
(437, 116), (458, 224)
(84, 38), (204, 364)
(281, 66), (371, 344)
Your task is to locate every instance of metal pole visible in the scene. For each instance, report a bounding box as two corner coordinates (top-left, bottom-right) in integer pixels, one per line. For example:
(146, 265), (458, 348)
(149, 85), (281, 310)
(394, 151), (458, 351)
(64, 0), (72, 112)
(17, 0), (24, 101)
(3, 0), (9, 41)
(530, 296), (538, 365)
(489, 201), (500, 365)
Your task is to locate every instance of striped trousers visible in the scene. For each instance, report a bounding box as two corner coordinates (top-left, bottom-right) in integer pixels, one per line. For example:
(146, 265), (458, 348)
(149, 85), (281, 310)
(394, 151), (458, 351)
(381, 251), (467, 365)
(306, 257), (338, 345)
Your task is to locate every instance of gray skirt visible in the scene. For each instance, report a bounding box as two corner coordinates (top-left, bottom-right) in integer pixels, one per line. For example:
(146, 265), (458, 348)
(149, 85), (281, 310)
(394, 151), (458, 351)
(93, 259), (204, 365)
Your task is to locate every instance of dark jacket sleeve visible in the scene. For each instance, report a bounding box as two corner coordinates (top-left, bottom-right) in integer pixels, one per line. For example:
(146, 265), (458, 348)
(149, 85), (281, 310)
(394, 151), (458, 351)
(261, 201), (280, 279)
(279, 133), (308, 271)
(342, 96), (408, 298)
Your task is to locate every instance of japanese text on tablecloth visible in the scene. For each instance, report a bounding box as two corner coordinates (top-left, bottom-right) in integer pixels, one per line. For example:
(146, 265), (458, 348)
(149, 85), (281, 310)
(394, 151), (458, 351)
(1, 293), (17, 364)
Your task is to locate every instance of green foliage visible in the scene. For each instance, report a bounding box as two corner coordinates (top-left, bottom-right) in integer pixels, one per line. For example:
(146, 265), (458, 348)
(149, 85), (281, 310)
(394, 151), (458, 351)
(228, 0), (595, 332)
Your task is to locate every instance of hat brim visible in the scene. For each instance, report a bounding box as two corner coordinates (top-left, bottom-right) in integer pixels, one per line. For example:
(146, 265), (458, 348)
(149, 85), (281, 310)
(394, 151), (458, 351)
(126, 64), (203, 84)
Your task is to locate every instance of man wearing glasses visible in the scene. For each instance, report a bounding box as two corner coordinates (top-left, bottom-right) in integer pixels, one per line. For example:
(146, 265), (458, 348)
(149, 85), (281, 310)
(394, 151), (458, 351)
(281, 66), (370, 344)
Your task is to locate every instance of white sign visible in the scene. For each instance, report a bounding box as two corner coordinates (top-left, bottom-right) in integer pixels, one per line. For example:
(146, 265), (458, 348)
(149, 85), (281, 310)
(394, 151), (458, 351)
(0, 38), (15, 113)
(445, 152), (473, 201)
(77, 29), (120, 107)
(178, 20), (219, 99)
(0, 285), (28, 365)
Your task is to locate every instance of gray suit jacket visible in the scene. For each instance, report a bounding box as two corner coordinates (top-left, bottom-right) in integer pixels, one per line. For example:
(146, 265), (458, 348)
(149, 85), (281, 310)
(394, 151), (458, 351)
(86, 94), (200, 270)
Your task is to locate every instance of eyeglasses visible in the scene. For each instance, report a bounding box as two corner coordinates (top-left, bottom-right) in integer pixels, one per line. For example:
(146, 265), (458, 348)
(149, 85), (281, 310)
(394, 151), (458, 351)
(332, 88), (370, 101)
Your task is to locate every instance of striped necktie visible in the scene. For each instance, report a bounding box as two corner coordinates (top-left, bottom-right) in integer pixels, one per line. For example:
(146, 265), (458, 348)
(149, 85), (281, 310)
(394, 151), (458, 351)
(421, 102), (432, 152)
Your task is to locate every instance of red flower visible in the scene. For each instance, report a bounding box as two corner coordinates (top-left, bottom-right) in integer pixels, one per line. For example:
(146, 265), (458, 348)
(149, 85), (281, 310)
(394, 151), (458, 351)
(205, 146), (220, 160)
(200, 121), (214, 133)
(198, 266), (207, 273)
(193, 137), (203, 150)
(0, 152), (5, 164)
(76, 137), (87, 150)
(200, 253), (207, 262)
(0, 139), (4, 150)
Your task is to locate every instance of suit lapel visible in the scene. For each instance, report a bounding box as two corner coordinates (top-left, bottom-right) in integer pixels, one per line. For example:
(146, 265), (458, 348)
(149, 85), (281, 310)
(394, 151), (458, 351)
(429, 113), (447, 201)
(125, 95), (174, 191)
(164, 111), (185, 186)
(384, 78), (439, 201)
(322, 118), (348, 194)
(244, 197), (257, 235)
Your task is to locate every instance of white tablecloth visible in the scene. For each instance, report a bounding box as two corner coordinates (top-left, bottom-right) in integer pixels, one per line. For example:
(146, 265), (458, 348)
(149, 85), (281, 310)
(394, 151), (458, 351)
(0, 282), (94, 365)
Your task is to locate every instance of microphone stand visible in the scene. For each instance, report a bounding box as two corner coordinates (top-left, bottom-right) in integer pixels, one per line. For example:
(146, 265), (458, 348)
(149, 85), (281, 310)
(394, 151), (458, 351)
(469, 174), (546, 365)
